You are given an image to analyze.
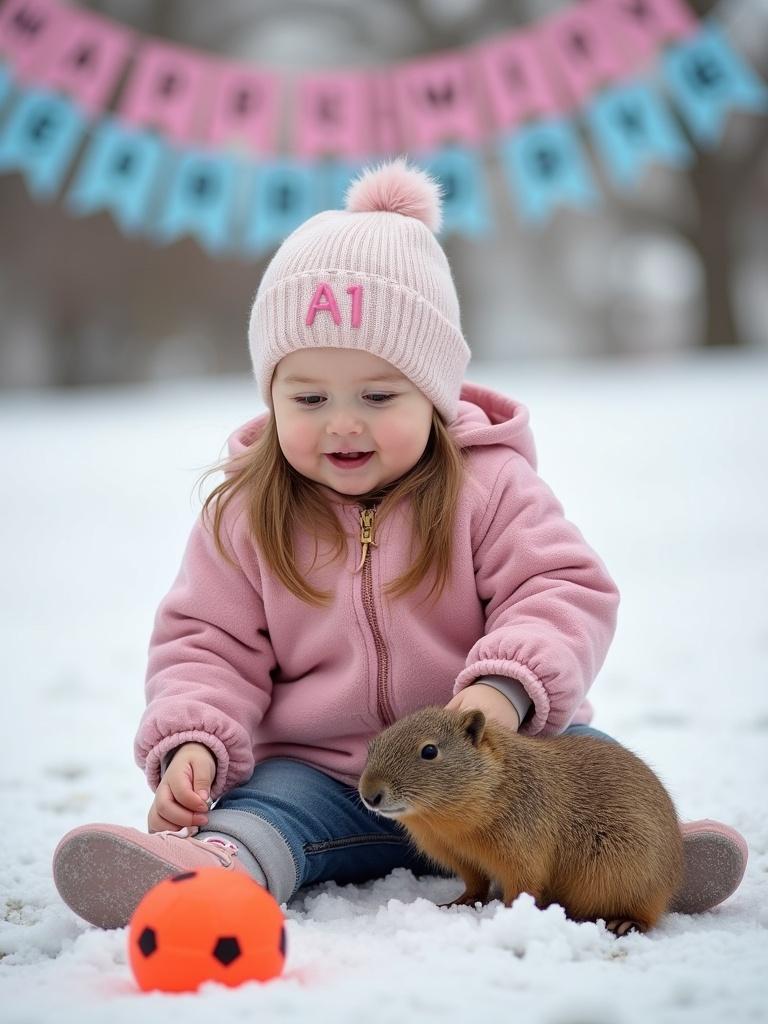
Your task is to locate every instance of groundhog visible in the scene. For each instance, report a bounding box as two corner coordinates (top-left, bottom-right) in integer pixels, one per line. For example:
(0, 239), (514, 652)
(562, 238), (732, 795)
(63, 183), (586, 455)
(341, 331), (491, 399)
(358, 706), (683, 935)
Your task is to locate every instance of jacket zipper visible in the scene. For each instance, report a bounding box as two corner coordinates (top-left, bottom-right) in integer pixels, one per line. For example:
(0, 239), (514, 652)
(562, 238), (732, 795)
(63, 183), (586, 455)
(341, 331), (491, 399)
(355, 506), (394, 727)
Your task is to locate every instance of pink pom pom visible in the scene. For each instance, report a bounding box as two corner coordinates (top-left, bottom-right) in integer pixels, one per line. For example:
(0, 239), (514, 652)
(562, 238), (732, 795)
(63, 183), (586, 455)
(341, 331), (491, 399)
(344, 157), (443, 233)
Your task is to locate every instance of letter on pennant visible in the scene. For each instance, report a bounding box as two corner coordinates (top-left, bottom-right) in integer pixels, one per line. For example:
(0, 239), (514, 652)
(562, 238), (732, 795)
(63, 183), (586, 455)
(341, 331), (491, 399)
(119, 41), (211, 145)
(32, 7), (133, 115)
(67, 116), (165, 232)
(585, 80), (692, 187)
(294, 72), (373, 159)
(0, 0), (61, 81)
(662, 23), (768, 146)
(205, 59), (280, 154)
(0, 86), (84, 198)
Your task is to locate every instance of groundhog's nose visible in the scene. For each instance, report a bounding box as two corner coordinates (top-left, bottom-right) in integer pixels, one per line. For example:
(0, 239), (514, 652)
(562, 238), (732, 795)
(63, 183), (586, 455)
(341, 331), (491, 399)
(366, 789), (385, 808)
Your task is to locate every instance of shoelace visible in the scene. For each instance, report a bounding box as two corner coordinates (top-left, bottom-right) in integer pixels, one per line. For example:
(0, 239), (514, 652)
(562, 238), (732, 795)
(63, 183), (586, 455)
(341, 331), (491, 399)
(156, 826), (239, 866)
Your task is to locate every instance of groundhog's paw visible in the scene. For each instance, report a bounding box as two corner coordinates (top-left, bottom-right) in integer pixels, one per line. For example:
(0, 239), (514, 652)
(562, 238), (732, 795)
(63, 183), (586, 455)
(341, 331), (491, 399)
(606, 918), (645, 937)
(438, 891), (488, 909)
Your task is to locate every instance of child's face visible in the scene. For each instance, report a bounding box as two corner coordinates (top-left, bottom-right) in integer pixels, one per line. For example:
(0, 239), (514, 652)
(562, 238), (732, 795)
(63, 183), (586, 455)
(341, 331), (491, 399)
(271, 348), (434, 500)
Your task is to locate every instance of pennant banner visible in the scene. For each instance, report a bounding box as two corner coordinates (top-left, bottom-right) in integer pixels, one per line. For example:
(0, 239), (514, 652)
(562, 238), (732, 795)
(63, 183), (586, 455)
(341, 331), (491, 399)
(393, 50), (486, 150)
(154, 148), (240, 255)
(242, 160), (323, 256)
(119, 40), (212, 144)
(475, 29), (562, 128)
(538, 1), (629, 109)
(499, 117), (598, 223)
(585, 79), (693, 186)
(206, 59), (280, 155)
(0, 0), (766, 258)
(0, 0), (62, 81)
(293, 71), (374, 159)
(0, 85), (84, 197)
(423, 145), (492, 237)
(662, 23), (768, 145)
(67, 117), (165, 233)
(0, 60), (11, 108)
(32, 5), (133, 115)
(600, 0), (698, 67)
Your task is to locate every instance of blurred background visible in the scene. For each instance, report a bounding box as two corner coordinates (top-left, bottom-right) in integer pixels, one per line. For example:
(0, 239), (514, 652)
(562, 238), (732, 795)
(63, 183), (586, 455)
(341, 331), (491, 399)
(0, 0), (767, 389)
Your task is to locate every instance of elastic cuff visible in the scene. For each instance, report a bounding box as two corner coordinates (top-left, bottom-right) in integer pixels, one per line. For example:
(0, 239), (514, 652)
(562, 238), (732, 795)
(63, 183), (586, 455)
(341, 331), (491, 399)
(472, 675), (533, 725)
(455, 659), (550, 734)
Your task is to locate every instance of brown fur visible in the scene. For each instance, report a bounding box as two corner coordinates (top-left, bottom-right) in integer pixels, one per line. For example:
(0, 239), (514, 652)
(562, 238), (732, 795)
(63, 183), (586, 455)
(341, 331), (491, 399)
(358, 707), (683, 933)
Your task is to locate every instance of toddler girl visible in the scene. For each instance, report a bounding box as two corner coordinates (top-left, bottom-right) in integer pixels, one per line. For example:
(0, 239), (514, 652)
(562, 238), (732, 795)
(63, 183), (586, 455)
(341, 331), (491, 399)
(53, 159), (746, 930)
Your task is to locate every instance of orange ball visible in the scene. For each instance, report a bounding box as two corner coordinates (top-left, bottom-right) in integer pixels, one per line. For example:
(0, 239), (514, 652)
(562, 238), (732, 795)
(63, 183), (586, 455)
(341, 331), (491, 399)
(128, 867), (286, 993)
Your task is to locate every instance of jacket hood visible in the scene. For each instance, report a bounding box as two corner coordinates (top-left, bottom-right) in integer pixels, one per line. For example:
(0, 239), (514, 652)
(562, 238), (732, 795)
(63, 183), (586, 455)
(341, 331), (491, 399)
(226, 380), (537, 473)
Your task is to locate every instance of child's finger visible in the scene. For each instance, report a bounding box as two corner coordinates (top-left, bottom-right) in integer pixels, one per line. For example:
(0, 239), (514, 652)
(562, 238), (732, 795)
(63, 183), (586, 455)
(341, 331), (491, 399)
(157, 786), (208, 827)
(152, 803), (209, 831)
(167, 776), (208, 813)
(149, 812), (182, 834)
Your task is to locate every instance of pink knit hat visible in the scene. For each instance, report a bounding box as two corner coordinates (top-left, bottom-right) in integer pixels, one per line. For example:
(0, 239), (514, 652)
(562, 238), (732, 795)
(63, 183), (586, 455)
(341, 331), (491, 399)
(248, 157), (471, 424)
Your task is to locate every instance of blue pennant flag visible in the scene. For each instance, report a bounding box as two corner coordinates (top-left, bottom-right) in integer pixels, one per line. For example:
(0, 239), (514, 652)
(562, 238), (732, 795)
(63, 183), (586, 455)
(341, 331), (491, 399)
(585, 80), (693, 188)
(67, 118), (165, 234)
(323, 159), (368, 209)
(154, 147), (240, 255)
(0, 87), (84, 199)
(0, 63), (11, 111)
(421, 145), (491, 239)
(242, 161), (321, 256)
(663, 22), (768, 147)
(499, 118), (598, 225)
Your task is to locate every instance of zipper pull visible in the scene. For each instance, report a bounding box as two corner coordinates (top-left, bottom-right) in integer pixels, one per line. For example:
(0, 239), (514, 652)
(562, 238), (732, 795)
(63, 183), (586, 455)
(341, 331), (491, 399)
(355, 507), (378, 572)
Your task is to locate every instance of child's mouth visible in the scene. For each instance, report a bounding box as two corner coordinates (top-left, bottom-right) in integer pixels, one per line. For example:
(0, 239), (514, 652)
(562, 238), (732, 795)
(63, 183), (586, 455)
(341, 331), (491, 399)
(325, 452), (374, 470)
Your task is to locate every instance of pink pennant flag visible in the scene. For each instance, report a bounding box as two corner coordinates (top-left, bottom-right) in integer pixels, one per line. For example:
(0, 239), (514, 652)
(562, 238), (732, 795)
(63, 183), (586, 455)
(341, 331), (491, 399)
(293, 71), (373, 159)
(205, 59), (280, 155)
(536, 1), (628, 109)
(33, 7), (133, 115)
(598, 0), (698, 67)
(475, 28), (566, 129)
(0, 0), (62, 81)
(119, 40), (212, 145)
(393, 49), (486, 150)
(370, 71), (402, 154)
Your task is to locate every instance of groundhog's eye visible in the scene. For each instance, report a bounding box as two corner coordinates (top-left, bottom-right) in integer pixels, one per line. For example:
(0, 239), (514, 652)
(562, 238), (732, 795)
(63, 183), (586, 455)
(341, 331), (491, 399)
(420, 744), (438, 760)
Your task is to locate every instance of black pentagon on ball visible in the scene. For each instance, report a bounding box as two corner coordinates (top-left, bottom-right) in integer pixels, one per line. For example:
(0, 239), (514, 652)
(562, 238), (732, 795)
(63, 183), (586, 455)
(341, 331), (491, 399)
(171, 871), (197, 883)
(138, 926), (157, 957)
(213, 936), (242, 966)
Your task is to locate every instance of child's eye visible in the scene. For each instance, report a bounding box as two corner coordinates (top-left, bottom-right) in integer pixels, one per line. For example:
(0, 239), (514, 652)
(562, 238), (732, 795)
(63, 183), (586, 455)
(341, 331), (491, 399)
(293, 394), (395, 407)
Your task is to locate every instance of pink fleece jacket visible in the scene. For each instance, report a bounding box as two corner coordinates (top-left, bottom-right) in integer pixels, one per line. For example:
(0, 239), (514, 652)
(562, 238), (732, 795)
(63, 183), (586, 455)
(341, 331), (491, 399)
(134, 381), (620, 801)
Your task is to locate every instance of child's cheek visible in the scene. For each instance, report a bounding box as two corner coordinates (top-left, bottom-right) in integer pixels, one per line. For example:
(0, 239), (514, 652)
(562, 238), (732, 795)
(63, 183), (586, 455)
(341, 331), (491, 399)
(381, 413), (429, 460)
(290, 418), (324, 458)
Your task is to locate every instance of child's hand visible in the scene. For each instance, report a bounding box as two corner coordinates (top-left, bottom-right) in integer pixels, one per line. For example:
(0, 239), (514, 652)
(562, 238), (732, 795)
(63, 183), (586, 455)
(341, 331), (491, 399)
(147, 742), (216, 834)
(445, 684), (521, 733)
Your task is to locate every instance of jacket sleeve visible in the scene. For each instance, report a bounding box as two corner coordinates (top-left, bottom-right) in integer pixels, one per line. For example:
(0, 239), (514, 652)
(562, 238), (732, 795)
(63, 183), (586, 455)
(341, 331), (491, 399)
(454, 454), (620, 735)
(134, 504), (276, 800)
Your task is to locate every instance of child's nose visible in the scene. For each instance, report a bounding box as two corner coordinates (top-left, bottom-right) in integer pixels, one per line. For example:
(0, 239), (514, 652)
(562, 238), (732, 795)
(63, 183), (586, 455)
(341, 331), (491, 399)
(328, 414), (365, 434)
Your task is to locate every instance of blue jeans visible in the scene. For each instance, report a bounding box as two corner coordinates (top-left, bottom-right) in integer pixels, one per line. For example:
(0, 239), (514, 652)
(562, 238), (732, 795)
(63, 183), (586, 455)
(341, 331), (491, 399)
(200, 723), (616, 904)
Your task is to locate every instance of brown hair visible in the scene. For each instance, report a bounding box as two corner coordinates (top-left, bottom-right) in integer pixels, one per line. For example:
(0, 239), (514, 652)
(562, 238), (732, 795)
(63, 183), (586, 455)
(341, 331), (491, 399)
(197, 407), (467, 610)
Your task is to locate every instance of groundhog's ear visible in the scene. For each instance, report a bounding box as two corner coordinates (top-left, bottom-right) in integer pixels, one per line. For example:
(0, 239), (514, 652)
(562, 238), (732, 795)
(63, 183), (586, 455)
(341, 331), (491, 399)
(460, 709), (486, 747)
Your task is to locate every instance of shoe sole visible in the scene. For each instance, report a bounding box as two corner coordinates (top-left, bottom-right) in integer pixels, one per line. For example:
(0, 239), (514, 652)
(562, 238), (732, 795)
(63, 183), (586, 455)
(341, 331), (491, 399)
(53, 831), (186, 930)
(669, 830), (748, 915)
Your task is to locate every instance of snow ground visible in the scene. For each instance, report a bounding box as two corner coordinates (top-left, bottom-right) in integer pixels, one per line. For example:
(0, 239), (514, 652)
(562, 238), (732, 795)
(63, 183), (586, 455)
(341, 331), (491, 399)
(1, 350), (767, 1023)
